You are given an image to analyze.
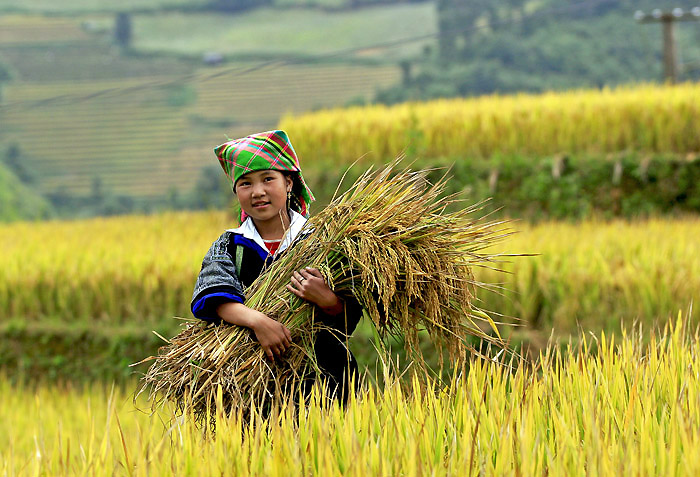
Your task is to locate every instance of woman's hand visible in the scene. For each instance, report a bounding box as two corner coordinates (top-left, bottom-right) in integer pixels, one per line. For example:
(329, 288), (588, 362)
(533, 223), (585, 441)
(249, 312), (293, 362)
(216, 302), (292, 361)
(286, 267), (344, 315)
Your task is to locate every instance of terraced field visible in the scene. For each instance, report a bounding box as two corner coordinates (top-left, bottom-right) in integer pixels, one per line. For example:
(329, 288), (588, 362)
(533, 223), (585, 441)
(1, 80), (191, 196)
(0, 64), (400, 196)
(0, 0), (207, 14)
(0, 9), (408, 199)
(0, 15), (88, 44)
(133, 4), (437, 60)
(191, 63), (400, 122)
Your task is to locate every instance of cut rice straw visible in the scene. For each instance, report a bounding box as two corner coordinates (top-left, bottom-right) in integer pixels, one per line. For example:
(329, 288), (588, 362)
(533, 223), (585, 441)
(137, 161), (517, 425)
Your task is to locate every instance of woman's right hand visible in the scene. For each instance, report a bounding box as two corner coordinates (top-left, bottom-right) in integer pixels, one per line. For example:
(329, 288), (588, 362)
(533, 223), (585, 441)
(249, 312), (293, 362)
(216, 302), (292, 361)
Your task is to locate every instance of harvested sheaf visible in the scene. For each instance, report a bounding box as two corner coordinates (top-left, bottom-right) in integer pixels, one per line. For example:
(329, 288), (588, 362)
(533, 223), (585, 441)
(137, 163), (513, 423)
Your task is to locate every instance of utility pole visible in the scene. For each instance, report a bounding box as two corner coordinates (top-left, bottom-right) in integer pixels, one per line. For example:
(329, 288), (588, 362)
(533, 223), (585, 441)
(635, 7), (700, 84)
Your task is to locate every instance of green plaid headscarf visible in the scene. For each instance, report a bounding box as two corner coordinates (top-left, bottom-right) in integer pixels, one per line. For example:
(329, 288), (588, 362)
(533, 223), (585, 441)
(214, 130), (315, 219)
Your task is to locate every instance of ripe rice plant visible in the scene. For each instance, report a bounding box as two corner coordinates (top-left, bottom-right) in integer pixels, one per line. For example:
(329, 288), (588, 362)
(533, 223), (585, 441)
(2, 319), (699, 476)
(0, 211), (230, 324)
(279, 83), (700, 163)
(479, 218), (700, 333)
(0, 212), (698, 335)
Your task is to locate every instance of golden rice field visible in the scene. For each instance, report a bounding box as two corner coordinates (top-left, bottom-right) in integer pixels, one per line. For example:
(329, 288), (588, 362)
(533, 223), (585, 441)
(2, 321), (699, 476)
(1, 211), (697, 333)
(279, 83), (700, 163)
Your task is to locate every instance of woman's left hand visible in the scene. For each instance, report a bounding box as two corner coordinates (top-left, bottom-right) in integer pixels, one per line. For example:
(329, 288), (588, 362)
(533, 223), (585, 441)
(287, 267), (343, 314)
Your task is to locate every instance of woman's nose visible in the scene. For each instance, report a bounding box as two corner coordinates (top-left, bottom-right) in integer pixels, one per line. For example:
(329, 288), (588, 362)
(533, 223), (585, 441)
(251, 182), (265, 197)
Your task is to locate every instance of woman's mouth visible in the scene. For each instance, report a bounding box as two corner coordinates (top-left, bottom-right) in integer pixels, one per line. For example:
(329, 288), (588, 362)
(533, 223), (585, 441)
(252, 202), (270, 208)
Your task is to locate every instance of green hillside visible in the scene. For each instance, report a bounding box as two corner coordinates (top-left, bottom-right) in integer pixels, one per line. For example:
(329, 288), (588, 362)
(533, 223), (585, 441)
(0, 0), (208, 15)
(379, 1), (700, 101)
(0, 162), (52, 221)
(0, 0), (401, 15)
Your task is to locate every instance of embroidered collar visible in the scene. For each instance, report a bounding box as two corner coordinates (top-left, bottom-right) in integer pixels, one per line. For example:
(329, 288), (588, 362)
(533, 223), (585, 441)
(227, 209), (307, 255)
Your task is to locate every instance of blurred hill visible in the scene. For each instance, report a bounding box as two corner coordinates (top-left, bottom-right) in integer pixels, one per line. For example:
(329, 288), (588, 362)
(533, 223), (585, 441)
(0, 2), (414, 218)
(0, 0), (699, 220)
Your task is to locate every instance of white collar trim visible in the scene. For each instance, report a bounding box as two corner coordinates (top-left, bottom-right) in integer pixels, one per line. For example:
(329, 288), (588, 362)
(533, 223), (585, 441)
(227, 209), (307, 254)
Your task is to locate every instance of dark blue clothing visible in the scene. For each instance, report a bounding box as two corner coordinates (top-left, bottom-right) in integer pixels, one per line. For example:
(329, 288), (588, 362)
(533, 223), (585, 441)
(191, 215), (361, 401)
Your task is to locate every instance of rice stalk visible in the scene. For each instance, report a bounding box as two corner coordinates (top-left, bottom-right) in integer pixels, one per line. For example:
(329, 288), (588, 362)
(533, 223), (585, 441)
(137, 162), (514, 424)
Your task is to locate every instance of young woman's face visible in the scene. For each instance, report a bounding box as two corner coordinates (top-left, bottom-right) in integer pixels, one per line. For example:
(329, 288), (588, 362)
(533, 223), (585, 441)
(235, 170), (293, 223)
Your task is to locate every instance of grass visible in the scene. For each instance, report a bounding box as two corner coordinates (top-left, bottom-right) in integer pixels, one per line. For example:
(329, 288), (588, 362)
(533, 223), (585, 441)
(3, 320), (700, 475)
(131, 4), (436, 60)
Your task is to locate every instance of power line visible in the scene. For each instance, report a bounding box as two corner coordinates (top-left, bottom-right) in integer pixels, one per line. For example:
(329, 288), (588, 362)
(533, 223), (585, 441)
(0, 0), (611, 111)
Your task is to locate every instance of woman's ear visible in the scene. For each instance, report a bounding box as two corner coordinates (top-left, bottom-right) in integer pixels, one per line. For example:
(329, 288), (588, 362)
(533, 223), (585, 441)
(285, 175), (293, 192)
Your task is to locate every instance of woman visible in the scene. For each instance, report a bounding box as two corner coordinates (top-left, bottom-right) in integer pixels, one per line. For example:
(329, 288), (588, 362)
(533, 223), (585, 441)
(191, 130), (360, 402)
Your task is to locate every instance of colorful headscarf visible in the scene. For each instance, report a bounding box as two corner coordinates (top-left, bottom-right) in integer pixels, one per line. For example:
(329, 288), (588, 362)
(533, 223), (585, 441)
(214, 130), (315, 220)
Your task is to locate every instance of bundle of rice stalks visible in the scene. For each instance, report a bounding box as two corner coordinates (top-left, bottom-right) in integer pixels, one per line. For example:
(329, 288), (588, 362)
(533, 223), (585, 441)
(137, 163), (513, 423)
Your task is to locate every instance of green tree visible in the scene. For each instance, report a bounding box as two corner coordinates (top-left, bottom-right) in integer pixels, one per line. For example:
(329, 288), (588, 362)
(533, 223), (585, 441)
(190, 165), (230, 209)
(437, 0), (527, 62)
(378, 0), (690, 102)
(0, 60), (13, 101)
(2, 144), (35, 185)
(114, 12), (132, 49)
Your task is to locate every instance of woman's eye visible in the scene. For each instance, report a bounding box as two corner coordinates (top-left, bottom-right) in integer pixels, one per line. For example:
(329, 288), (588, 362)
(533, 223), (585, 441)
(264, 176), (274, 182)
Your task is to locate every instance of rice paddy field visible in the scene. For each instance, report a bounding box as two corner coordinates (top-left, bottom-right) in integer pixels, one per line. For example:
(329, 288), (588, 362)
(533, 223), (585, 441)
(1, 211), (696, 333)
(3, 321), (700, 476)
(4, 4), (699, 475)
(280, 82), (700, 163)
(3, 181), (699, 476)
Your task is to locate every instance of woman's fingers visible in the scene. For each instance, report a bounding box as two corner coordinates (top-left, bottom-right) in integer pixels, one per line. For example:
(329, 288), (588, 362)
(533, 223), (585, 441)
(286, 283), (301, 296)
(305, 267), (324, 279)
(293, 269), (321, 284)
(291, 271), (304, 286)
(267, 345), (282, 360)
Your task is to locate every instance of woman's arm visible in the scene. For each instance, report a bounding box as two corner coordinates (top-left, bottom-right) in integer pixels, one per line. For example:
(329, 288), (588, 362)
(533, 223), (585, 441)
(191, 232), (246, 321)
(216, 302), (292, 362)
